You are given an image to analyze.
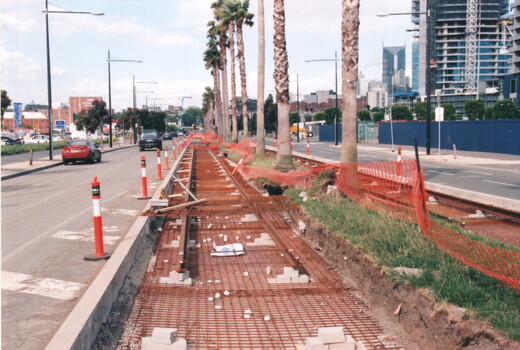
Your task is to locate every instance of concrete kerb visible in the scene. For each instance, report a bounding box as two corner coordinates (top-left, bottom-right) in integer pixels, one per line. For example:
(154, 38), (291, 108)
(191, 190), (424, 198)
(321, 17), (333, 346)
(1, 144), (137, 181)
(45, 145), (187, 350)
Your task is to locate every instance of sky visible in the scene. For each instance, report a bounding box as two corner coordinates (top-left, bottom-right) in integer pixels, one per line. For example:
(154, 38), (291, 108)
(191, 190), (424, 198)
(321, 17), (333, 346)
(1, 0), (414, 112)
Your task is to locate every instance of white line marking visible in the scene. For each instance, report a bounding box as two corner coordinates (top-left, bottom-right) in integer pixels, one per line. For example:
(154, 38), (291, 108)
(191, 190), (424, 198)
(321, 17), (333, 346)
(2, 190), (128, 264)
(426, 170), (454, 176)
(483, 180), (520, 188)
(461, 175), (480, 178)
(52, 230), (120, 245)
(101, 208), (140, 216)
(463, 170), (493, 176)
(1, 271), (85, 301)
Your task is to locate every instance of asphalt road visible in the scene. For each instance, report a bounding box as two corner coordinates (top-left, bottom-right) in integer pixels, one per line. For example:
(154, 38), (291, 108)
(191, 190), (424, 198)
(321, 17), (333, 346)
(289, 140), (520, 202)
(1, 146), (163, 350)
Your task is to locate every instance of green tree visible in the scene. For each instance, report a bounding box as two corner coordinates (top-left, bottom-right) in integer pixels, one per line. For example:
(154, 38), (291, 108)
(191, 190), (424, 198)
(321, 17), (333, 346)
(313, 111), (325, 122)
(391, 105), (412, 120)
(264, 94), (277, 133)
(357, 108), (370, 121)
(493, 99), (517, 119)
(372, 111), (384, 122)
(441, 103), (456, 121)
(414, 101), (427, 120)
(484, 106), (494, 120)
(182, 108), (200, 127)
(1, 89), (11, 118)
(289, 112), (299, 125)
(323, 107), (341, 125)
(74, 100), (108, 134)
(464, 99), (484, 120)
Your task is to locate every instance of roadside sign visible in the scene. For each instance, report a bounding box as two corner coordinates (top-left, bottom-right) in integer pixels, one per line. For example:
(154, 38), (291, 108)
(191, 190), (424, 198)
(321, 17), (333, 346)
(56, 120), (66, 129)
(33, 124), (38, 130)
(435, 107), (444, 122)
(14, 103), (22, 128)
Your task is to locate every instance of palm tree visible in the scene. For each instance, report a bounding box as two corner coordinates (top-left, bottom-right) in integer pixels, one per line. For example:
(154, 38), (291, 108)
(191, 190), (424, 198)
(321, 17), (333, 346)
(340, 0), (359, 166)
(235, 0), (254, 139)
(217, 1), (239, 142)
(202, 87), (215, 133)
(273, 0), (293, 170)
(256, 0), (266, 156)
(204, 22), (223, 137)
(212, 0), (231, 142)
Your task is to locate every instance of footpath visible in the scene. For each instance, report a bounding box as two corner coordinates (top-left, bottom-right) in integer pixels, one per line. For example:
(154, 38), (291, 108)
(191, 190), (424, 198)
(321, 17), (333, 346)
(1, 143), (137, 180)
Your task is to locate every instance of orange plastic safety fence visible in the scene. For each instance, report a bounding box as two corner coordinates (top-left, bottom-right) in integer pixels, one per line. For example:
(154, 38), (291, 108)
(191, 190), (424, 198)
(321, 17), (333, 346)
(224, 137), (256, 156)
(235, 154), (520, 294)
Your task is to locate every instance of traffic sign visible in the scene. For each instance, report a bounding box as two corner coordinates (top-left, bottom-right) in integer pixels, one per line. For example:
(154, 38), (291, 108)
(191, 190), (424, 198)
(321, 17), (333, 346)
(33, 124), (38, 130)
(56, 120), (66, 129)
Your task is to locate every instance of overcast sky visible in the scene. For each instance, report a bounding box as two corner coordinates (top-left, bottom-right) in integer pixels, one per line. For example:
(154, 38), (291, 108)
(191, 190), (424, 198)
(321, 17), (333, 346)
(1, 0), (413, 111)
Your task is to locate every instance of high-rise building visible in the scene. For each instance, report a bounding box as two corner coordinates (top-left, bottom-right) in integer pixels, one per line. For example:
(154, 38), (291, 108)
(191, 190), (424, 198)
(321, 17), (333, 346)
(503, 0), (520, 105)
(411, 0), (511, 112)
(382, 46), (406, 93)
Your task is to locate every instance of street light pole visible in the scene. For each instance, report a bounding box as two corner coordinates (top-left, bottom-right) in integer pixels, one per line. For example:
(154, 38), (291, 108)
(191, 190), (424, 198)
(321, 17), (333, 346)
(425, 6), (432, 155)
(305, 52), (340, 146)
(43, 3), (103, 160)
(378, 7), (432, 154)
(45, 0), (53, 160)
(107, 51), (141, 148)
(132, 78), (157, 143)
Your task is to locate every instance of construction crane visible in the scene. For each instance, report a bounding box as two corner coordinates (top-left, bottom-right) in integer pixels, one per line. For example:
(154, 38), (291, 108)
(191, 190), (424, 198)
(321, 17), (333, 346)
(465, 0), (478, 93)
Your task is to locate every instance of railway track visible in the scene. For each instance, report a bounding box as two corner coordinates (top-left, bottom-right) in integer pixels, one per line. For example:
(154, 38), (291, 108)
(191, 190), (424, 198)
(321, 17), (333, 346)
(117, 147), (400, 349)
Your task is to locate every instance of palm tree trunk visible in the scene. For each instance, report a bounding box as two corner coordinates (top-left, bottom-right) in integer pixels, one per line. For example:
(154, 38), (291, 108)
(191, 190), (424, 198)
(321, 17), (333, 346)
(273, 0), (293, 170)
(220, 34), (230, 142)
(256, 0), (266, 156)
(341, 0), (360, 189)
(229, 22), (238, 142)
(213, 66), (223, 137)
(236, 23), (248, 139)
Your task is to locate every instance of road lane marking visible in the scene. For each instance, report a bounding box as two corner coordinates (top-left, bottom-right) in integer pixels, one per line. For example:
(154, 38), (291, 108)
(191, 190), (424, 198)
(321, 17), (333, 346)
(101, 208), (140, 216)
(483, 180), (520, 188)
(2, 190), (128, 264)
(52, 230), (120, 245)
(425, 170), (454, 176)
(463, 170), (493, 176)
(1, 271), (85, 301)
(461, 175), (479, 178)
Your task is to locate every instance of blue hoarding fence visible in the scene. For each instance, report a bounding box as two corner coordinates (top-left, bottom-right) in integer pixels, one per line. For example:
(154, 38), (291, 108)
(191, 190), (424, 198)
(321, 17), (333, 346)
(378, 120), (520, 155)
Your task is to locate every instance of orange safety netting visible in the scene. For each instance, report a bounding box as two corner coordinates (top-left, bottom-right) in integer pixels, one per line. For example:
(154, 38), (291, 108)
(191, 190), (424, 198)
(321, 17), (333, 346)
(232, 145), (520, 294)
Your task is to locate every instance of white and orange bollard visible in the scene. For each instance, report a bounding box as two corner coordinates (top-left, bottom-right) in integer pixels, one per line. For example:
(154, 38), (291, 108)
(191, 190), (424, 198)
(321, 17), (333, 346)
(84, 177), (110, 261)
(397, 146), (402, 177)
(156, 148), (162, 180)
(164, 145), (169, 169)
(172, 141), (177, 160)
(273, 137), (276, 148)
(139, 156), (151, 200)
(306, 138), (310, 155)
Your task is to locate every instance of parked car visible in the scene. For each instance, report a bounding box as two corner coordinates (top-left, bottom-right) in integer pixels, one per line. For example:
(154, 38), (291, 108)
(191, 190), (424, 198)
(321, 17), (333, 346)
(62, 139), (101, 164)
(24, 135), (49, 144)
(177, 131), (184, 137)
(1, 135), (22, 145)
(139, 129), (162, 151)
(162, 132), (172, 140)
(171, 131), (177, 137)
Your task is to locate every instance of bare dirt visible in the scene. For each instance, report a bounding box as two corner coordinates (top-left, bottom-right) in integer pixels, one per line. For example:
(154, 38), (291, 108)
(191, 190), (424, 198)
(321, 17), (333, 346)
(287, 205), (520, 350)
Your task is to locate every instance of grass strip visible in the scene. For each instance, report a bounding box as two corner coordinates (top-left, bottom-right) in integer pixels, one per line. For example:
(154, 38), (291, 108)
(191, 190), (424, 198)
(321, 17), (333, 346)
(1, 141), (69, 156)
(286, 188), (520, 341)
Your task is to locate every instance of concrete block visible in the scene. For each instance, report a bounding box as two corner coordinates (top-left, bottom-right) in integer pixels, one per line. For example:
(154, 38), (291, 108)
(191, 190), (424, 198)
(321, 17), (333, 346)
(305, 337), (328, 350)
(329, 339), (356, 350)
(283, 267), (300, 278)
(152, 328), (177, 344)
(142, 336), (187, 350)
(169, 271), (190, 281)
(293, 274), (310, 283)
(171, 240), (179, 248)
(317, 327), (345, 344)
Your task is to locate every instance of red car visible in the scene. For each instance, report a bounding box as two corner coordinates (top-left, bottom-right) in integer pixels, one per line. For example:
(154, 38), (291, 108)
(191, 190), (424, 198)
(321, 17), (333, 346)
(62, 139), (101, 165)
